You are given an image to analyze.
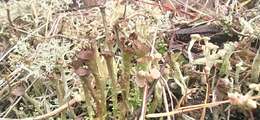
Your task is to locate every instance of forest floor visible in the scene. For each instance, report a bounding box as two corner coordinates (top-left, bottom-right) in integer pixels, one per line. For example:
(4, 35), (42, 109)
(0, 0), (260, 120)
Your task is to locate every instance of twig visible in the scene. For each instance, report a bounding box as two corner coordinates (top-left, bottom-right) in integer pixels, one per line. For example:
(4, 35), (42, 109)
(146, 95), (260, 118)
(146, 100), (229, 118)
(175, 0), (211, 17)
(161, 76), (175, 115)
(3, 98), (80, 120)
(6, 8), (13, 27)
(139, 84), (148, 120)
(162, 86), (171, 120)
(29, 98), (78, 120)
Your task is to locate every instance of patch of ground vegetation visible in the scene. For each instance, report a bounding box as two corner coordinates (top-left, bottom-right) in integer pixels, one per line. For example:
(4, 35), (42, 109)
(0, 0), (259, 119)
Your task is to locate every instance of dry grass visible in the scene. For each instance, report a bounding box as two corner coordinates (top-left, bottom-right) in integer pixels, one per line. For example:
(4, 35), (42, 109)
(0, 0), (259, 119)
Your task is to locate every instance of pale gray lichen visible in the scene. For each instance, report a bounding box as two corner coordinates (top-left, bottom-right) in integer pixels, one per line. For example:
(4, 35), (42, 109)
(9, 38), (78, 79)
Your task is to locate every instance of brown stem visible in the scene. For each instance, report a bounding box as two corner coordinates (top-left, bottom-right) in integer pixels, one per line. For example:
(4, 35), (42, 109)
(85, 49), (107, 119)
(122, 52), (132, 105)
(52, 67), (66, 120)
(75, 68), (95, 118)
(80, 77), (95, 118)
(103, 52), (119, 116)
(100, 6), (119, 116)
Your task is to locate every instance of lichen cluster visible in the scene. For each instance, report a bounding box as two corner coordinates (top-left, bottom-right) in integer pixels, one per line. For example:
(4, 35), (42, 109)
(0, 0), (259, 120)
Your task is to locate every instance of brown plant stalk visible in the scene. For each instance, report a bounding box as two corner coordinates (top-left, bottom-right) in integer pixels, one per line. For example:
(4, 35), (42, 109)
(100, 6), (119, 116)
(77, 48), (107, 119)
